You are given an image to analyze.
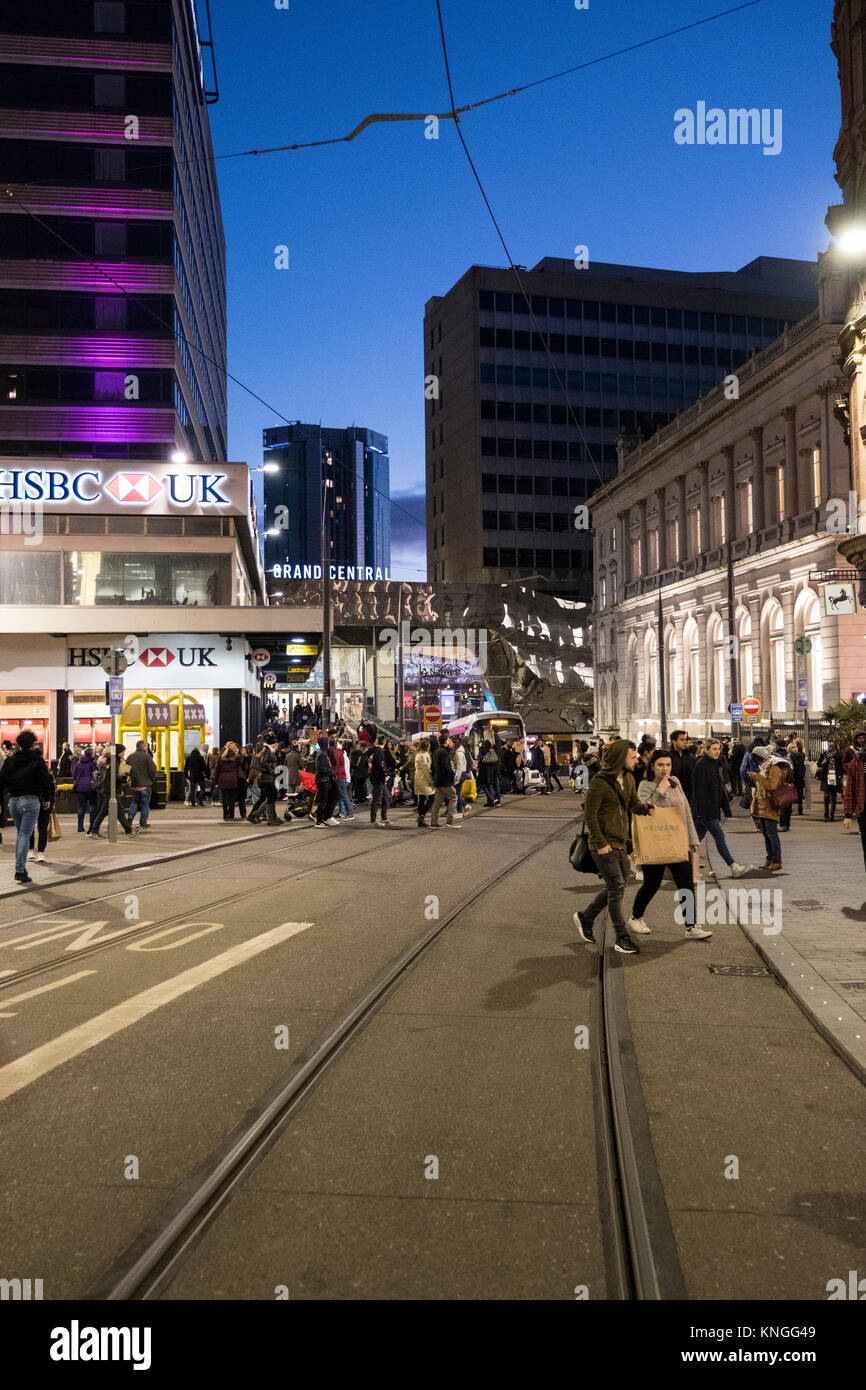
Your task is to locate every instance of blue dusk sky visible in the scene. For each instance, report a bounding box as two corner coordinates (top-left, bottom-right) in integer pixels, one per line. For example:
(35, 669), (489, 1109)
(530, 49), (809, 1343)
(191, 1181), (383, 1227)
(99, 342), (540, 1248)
(204, 0), (841, 579)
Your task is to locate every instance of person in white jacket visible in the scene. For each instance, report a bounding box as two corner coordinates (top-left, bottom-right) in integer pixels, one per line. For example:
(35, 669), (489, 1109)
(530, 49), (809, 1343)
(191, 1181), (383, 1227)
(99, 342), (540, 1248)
(628, 749), (712, 940)
(452, 738), (468, 818)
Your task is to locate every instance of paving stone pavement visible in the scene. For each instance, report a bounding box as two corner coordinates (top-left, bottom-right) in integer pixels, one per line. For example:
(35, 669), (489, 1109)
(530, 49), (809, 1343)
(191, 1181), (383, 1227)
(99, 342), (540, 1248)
(700, 806), (866, 1082)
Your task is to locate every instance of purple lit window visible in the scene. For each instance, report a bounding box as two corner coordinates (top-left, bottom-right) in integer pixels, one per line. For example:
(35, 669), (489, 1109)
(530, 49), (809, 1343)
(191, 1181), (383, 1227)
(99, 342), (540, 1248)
(94, 372), (126, 402)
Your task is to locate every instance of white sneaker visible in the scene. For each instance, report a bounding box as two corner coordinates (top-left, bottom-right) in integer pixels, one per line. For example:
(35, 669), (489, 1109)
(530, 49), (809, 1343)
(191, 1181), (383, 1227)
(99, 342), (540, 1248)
(28, 850), (36, 860)
(627, 915), (651, 934)
(729, 863), (752, 877)
(685, 924), (713, 940)
(633, 868), (644, 882)
(37, 852), (45, 862)
(325, 817), (340, 826)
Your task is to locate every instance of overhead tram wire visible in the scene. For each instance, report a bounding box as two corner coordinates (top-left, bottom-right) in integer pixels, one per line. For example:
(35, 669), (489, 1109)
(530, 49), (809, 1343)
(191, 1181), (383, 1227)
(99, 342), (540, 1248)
(0, 183), (428, 549)
(433, 0), (606, 494)
(13, 0), (765, 183)
(0, 0), (770, 544)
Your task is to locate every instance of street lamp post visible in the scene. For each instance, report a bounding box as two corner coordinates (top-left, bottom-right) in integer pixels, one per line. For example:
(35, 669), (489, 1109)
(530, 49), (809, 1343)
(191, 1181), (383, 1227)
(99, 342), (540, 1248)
(321, 473), (333, 728)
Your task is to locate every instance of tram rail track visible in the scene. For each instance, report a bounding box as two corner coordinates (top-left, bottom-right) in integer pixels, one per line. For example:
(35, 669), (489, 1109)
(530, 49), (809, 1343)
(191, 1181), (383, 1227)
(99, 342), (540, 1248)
(90, 819), (685, 1303)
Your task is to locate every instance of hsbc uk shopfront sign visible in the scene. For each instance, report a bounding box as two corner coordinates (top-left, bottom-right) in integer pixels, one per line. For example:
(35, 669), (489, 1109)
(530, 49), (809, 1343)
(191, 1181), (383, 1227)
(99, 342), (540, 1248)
(65, 634), (258, 690)
(0, 462), (247, 515)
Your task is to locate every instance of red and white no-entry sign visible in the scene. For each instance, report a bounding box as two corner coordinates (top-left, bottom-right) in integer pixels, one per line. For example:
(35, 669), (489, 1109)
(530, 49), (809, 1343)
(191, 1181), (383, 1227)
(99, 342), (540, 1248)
(251, 648), (271, 668)
(742, 696), (761, 720)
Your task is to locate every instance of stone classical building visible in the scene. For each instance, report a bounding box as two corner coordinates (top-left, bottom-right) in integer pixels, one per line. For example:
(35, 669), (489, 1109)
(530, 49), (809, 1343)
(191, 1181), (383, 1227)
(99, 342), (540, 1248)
(590, 254), (866, 742)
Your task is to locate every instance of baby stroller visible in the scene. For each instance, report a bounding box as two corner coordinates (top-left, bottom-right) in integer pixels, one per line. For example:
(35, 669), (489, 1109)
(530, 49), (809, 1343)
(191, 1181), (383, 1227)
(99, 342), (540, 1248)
(284, 767), (317, 821)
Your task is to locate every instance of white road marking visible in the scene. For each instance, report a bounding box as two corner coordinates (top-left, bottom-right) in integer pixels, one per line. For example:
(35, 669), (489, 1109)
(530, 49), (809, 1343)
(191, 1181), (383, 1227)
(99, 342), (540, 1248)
(0, 921), (313, 1102)
(0, 971), (98, 1019)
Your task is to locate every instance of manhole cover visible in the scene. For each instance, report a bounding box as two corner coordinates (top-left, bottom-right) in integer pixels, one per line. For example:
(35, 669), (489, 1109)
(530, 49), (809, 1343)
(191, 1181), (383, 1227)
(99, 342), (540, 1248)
(708, 964), (772, 977)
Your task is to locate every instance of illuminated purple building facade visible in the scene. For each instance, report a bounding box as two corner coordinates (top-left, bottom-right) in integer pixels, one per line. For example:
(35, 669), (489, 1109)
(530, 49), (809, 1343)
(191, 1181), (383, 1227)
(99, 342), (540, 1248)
(0, 0), (227, 463)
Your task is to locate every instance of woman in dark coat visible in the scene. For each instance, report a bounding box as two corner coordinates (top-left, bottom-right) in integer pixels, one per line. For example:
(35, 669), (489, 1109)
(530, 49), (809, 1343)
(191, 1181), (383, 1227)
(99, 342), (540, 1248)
(72, 747), (98, 832)
(214, 741), (242, 820)
(816, 743), (843, 821)
(477, 738), (501, 807)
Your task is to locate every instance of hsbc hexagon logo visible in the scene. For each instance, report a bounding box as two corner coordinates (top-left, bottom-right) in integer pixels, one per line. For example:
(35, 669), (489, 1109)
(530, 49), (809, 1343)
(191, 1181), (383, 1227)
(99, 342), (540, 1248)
(105, 472), (163, 504)
(138, 647), (175, 668)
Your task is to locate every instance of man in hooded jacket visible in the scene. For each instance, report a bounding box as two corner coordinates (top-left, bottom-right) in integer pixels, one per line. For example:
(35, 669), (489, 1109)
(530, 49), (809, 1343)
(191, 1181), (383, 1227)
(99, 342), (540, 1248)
(573, 738), (653, 954)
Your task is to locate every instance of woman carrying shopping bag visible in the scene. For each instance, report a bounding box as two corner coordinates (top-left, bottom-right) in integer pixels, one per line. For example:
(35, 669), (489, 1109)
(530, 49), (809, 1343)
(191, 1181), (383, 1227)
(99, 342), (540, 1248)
(628, 749), (712, 940)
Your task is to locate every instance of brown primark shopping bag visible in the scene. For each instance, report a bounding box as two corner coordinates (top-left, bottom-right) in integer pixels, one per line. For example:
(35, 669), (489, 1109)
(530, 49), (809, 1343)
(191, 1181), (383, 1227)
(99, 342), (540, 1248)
(630, 808), (689, 865)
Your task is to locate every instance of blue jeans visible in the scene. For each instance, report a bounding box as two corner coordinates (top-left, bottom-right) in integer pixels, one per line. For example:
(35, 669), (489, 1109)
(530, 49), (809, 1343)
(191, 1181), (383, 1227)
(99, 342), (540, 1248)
(129, 786), (151, 826)
(10, 795), (40, 875)
(336, 780), (353, 817)
(695, 816), (734, 867)
(759, 818), (782, 864)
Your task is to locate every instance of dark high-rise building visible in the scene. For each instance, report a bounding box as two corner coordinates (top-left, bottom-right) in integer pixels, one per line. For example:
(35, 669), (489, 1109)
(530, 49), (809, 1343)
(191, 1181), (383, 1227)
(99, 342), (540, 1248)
(0, 0), (227, 463)
(424, 257), (818, 599)
(262, 423), (391, 577)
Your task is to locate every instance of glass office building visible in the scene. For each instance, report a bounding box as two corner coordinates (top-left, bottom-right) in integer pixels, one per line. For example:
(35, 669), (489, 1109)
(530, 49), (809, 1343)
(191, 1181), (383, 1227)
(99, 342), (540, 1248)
(0, 0), (227, 464)
(262, 423), (391, 577)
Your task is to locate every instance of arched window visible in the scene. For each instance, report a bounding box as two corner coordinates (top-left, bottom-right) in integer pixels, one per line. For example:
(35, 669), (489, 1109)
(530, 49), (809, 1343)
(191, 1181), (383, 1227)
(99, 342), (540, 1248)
(737, 607), (753, 700)
(665, 626), (677, 714)
(626, 633), (638, 714)
(761, 599), (786, 714)
(644, 628), (658, 715)
(707, 612), (726, 715)
(598, 565), (607, 609)
(609, 562), (618, 606)
(683, 616), (700, 714)
(795, 589), (823, 712)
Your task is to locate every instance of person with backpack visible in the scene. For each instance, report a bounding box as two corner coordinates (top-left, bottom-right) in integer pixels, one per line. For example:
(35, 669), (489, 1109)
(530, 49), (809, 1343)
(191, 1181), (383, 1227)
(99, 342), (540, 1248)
(0, 731), (55, 883)
(72, 745), (98, 833)
(477, 737), (501, 808)
(247, 735), (279, 826)
(572, 738), (654, 955)
(127, 740), (157, 831)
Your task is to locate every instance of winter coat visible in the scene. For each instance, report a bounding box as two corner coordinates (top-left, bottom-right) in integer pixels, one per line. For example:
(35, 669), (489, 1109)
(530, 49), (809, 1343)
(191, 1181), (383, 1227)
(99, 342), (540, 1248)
(816, 750), (843, 790)
(477, 742), (500, 787)
(753, 759), (787, 821)
(637, 774), (698, 846)
(0, 747), (54, 801)
(844, 749), (866, 817)
(431, 745), (455, 788)
(214, 755), (240, 789)
(332, 747), (347, 780)
(670, 748), (695, 801)
(414, 751), (434, 795)
(127, 748), (157, 789)
(72, 752), (98, 794)
(285, 750), (302, 788)
(788, 750), (806, 790)
(184, 748), (207, 779)
(691, 755), (727, 822)
(584, 768), (650, 852)
(315, 745), (334, 785)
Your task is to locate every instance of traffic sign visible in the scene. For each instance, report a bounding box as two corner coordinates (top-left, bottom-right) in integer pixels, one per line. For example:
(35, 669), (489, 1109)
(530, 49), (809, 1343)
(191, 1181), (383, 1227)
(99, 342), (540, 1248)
(423, 703), (442, 731)
(742, 696), (761, 720)
(793, 636), (813, 656)
(108, 676), (124, 716)
(797, 672), (809, 709)
(730, 702), (743, 722)
(250, 648), (271, 668)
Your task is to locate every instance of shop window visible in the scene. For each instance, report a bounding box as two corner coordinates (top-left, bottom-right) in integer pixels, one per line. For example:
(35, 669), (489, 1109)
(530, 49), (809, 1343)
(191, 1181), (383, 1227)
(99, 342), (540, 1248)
(0, 551), (60, 605)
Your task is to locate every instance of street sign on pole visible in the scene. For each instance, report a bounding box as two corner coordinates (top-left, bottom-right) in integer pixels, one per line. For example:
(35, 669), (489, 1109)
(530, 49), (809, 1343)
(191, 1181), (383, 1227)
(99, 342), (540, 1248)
(108, 676), (124, 716)
(742, 696), (761, 722)
(730, 702), (743, 723)
(101, 650), (127, 676)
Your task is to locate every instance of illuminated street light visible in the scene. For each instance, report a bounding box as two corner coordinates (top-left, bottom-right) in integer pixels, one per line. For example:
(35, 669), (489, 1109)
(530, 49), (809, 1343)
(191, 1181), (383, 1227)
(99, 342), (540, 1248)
(835, 224), (866, 260)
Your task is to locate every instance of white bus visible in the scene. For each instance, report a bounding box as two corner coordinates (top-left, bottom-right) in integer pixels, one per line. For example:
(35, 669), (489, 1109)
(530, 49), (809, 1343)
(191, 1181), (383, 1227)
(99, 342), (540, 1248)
(445, 710), (526, 760)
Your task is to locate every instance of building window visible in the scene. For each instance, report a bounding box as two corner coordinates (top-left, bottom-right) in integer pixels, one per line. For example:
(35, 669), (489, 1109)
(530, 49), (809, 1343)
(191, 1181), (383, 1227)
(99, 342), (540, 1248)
(742, 480), (753, 532)
(647, 530), (659, 572)
(630, 536), (640, 578)
(811, 447), (821, 508)
(711, 493), (726, 545)
(666, 517), (678, 564)
(599, 573), (607, 607)
(688, 508), (700, 554)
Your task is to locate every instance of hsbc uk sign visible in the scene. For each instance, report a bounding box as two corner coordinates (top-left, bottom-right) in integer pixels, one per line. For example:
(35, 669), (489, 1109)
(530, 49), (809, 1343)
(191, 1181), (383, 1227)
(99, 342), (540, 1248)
(69, 644), (218, 669)
(0, 468), (229, 508)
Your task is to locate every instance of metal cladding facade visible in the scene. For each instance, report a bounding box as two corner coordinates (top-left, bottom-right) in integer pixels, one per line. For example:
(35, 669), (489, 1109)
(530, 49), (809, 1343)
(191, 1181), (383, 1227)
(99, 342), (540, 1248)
(0, 0), (227, 464)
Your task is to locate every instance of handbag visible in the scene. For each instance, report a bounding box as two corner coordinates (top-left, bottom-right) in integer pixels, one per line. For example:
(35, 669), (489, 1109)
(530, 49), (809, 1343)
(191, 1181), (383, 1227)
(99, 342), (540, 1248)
(739, 788), (753, 810)
(460, 775), (477, 799)
(48, 810), (62, 841)
(770, 781), (798, 811)
(569, 816), (599, 874)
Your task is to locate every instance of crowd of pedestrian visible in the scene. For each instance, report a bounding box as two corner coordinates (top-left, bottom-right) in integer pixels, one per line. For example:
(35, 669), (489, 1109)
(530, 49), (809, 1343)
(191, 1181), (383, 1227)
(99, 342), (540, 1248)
(570, 723), (858, 955)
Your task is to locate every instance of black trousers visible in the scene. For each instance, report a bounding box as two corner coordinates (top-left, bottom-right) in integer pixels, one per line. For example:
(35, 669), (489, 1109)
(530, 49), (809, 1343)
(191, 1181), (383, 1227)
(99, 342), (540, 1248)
(823, 787), (838, 818)
(416, 793), (433, 821)
(315, 781), (337, 824)
(221, 787), (237, 819)
(632, 860), (696, 926)
(859, 811), (866, 874)
(249, 783), (278, 823)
